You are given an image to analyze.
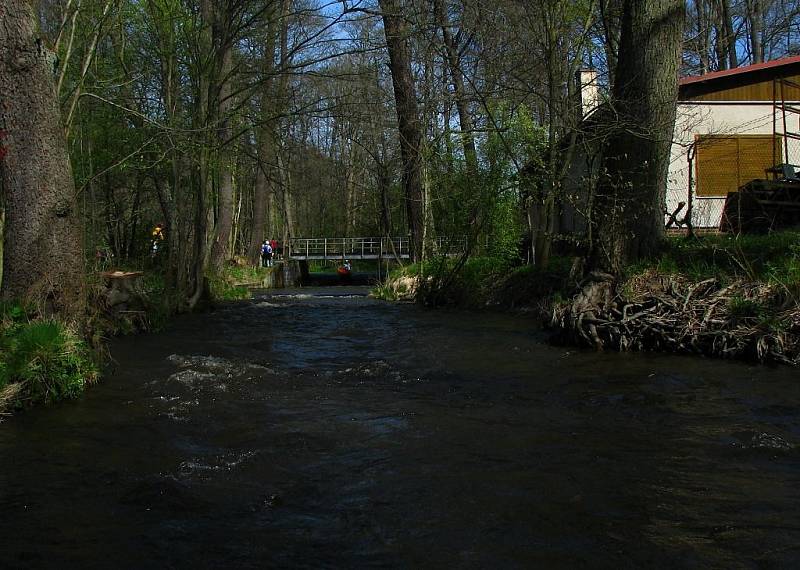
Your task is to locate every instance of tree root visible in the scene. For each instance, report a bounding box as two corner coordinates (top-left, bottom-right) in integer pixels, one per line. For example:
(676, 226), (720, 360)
(552, 269), (800, 365)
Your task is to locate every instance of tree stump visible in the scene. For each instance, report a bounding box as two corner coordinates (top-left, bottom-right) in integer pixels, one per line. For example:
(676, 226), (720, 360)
(99, 271), (144, 310)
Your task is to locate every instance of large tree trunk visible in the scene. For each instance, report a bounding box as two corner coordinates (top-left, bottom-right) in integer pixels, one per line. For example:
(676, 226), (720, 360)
(184, 0), (215, 310)
(248, 4), (281, 264)
(379, 0), (425, 261)
(0, 0), (86, 317)
(589, 0), (684, 274)
(211, 18), (234, 270)
(712, 0), (737, 70)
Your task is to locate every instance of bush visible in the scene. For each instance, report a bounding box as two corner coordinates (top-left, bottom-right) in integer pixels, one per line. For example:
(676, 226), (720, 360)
(0, 303), (98, 412)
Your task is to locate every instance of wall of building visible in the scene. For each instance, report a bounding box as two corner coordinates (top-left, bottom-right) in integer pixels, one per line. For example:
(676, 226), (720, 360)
(667, 101), (800, 228)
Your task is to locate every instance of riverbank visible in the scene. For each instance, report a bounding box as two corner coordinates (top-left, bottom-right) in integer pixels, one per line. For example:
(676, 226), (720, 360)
(0, 262), (289, 416)
(375, 232), (800, 365)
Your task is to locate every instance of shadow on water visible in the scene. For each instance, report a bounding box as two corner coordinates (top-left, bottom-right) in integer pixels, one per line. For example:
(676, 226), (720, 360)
(2, 287), (800, 568)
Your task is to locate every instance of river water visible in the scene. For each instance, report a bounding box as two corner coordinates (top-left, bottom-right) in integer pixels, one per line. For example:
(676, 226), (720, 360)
(2, 287), (800, 568)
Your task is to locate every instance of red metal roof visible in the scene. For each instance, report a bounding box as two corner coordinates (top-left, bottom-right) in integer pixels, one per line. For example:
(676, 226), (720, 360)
(679, 55), (800, 86)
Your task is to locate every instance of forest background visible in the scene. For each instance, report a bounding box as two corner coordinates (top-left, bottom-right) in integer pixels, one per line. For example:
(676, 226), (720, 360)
(1, 0), (799, 315)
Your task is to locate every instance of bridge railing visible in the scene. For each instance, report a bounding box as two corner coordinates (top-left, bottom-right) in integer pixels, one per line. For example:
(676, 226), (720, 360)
(287, 237), (410, 260)
(287, 236), (467, 260)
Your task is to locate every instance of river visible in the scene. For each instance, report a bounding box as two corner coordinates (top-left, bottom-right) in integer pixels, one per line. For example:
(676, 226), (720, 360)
(2, 287), (800, 568)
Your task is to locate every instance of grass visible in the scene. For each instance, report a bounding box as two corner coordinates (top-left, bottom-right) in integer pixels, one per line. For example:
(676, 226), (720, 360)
(208, 274), (251, 301)
(208, 264), (275, 301)
(627, 231), (800, 286)
(0, 302), (98, 413)
(223, 265), (272, 284)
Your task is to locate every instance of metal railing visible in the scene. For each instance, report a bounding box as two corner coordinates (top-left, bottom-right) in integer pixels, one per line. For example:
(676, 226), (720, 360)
(287, 236), (466, 260)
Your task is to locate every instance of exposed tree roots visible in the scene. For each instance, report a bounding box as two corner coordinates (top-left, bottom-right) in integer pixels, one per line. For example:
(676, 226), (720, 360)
(552, 270), (800, 365)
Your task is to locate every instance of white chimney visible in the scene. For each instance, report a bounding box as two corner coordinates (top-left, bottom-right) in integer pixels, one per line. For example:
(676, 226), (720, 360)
(576, 69), (600, 119)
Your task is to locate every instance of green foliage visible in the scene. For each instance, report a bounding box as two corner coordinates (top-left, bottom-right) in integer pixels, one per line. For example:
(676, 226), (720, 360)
(0, 300), (30, 332)
(429, 103), (545, 267)
(405, 256), (514, 306)
(486, 191), (524, 261)
(0, 304), (98, 410)
(485, 103), (548, 182)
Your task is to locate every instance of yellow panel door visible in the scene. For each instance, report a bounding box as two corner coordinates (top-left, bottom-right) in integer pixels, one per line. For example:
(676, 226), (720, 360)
(696, 136), (739, 197)
(737, 135), (781, 187)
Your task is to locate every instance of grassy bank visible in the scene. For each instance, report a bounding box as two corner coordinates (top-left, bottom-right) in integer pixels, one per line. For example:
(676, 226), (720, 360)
(208, 265), (276, 301)
(0, 261), (280, 417)
(627, 232), (800, 287)
(372, 255), (573, 311)
(0, 302), (98, 415)
(374, 232), (800, 365)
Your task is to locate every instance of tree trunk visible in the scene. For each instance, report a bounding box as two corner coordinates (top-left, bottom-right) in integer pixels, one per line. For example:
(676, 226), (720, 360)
(589, 0), (684, 274)
(696, 0), (710, 73)
(747, 0), (762, 64)
(211, 22), (234, 270)
(0, 0), (86, 317)
(248, 4), (281, 264)
(379, 0), (425, 261)
(277, 149), (296, 242)
(721, 0), (738, 69)
(185, 0), (214, 309)
(599, 0), (623, 87)
(250, 147), (270, 264)
(434, 0), (478, 174)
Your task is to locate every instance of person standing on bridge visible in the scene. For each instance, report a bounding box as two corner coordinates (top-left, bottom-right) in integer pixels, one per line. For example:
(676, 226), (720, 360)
(270, 238), (278, 260)
(261, 240), (273, 267)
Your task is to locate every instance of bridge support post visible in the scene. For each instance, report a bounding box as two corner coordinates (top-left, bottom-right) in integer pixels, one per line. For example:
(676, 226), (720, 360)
(298, 260), (309, 283)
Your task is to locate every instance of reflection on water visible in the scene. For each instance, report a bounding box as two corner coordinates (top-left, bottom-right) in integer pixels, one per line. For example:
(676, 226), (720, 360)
(2, 286), (800, 568)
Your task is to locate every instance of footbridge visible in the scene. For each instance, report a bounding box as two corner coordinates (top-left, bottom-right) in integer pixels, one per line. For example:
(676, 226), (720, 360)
(287, 236), (466, 261)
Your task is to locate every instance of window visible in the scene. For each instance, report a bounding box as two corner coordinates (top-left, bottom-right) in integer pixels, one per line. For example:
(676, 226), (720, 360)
(695, 134), (782, 197)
